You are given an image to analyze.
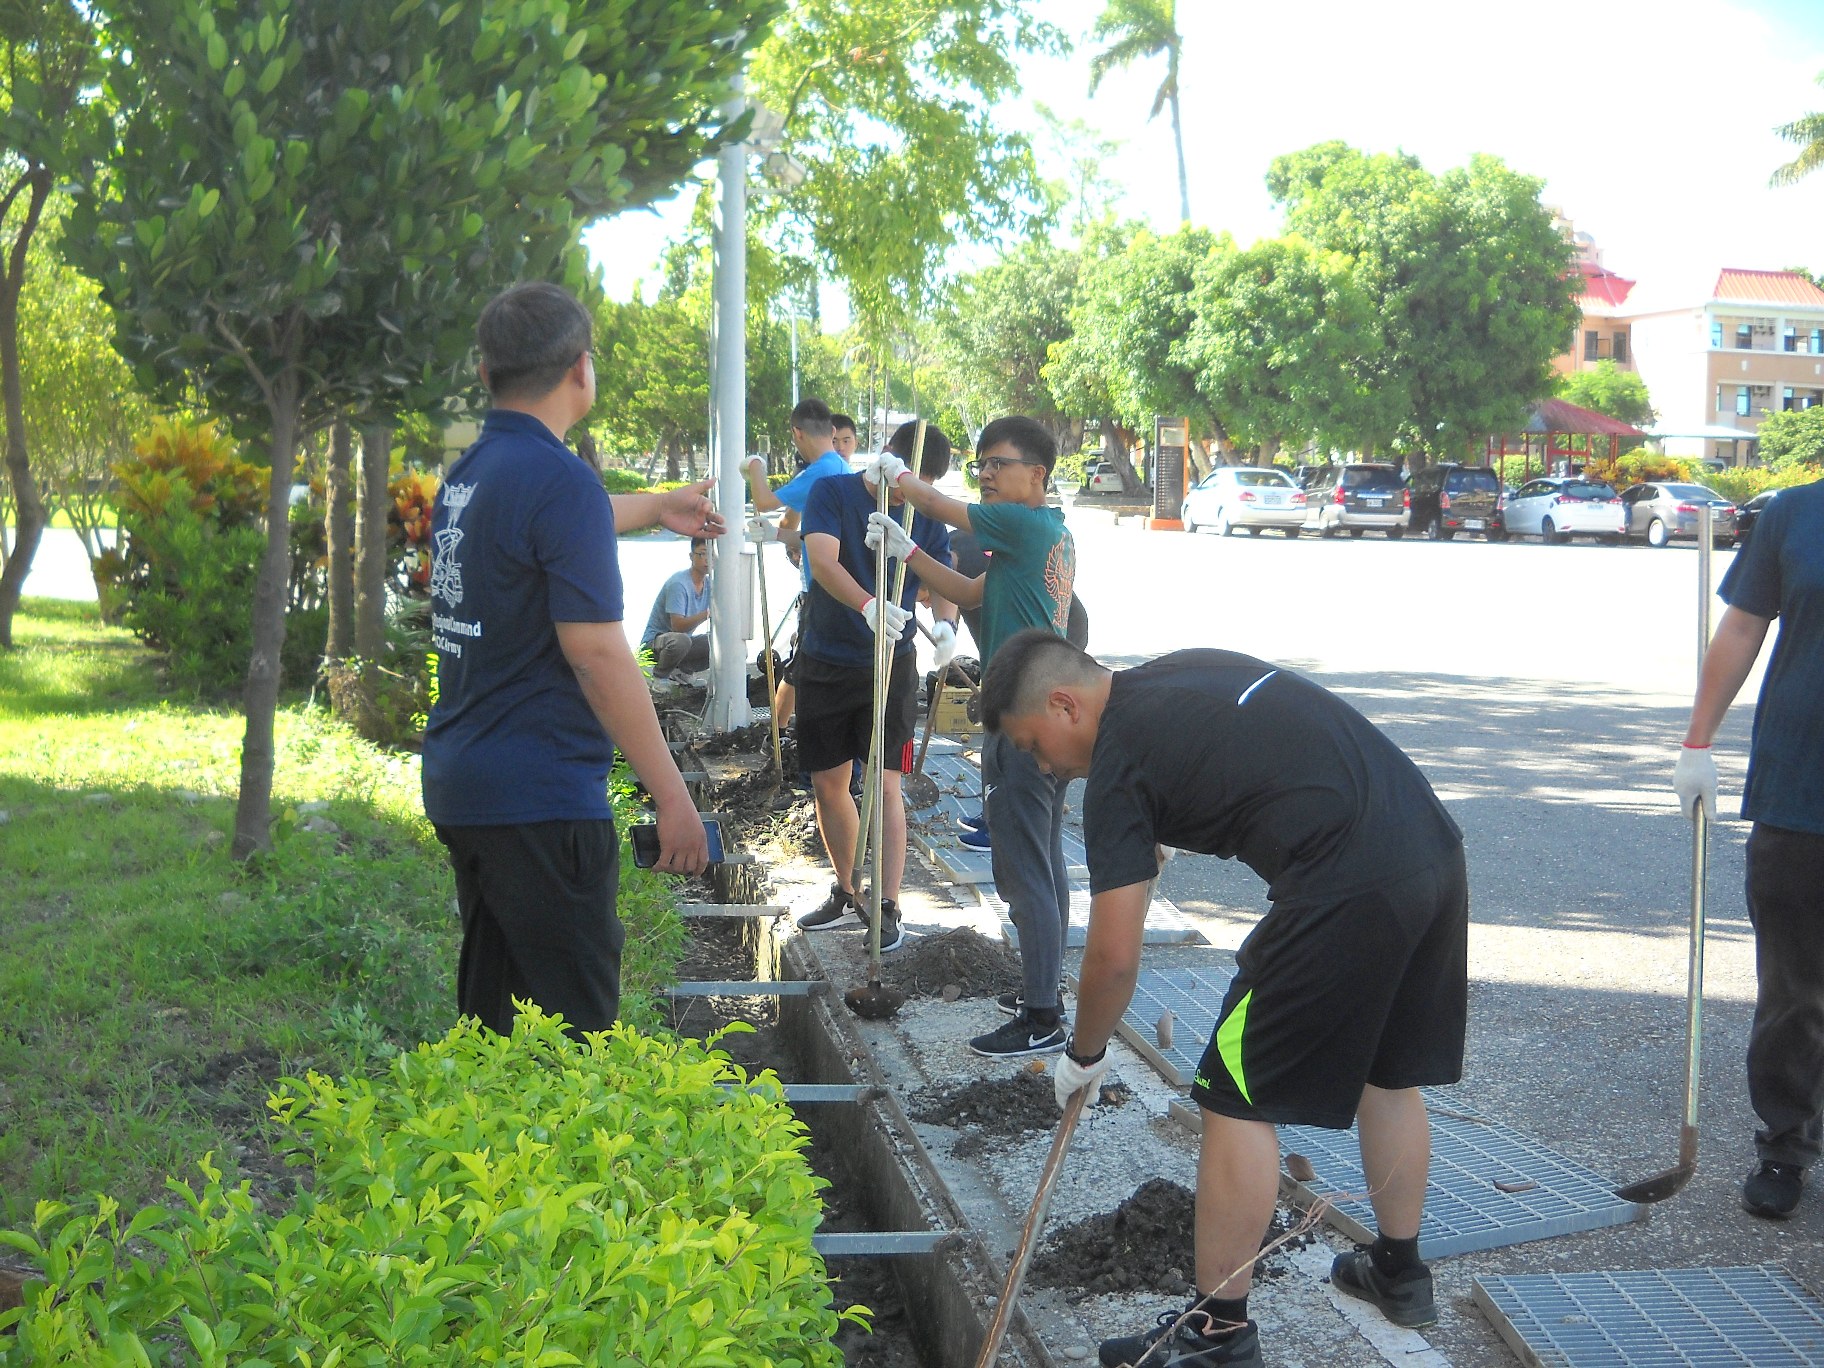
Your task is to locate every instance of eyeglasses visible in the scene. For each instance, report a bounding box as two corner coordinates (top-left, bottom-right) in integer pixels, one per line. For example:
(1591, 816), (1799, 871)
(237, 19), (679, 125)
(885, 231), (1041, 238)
(966, 456), (1039, 478)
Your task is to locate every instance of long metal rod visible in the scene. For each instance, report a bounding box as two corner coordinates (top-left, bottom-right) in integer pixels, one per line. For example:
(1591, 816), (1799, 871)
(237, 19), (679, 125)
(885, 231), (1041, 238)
(756, 542), (783, 771)
(973, 1087), (1089, 1368)
(1683, 504), (1714, 1147)
(1615, 503), (1712, 1204)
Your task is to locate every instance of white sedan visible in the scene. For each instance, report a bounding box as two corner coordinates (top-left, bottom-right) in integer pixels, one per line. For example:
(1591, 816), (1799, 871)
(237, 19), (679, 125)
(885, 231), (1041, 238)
(1181, 467), (1307, 537)
(1499, 476), (1626, 545)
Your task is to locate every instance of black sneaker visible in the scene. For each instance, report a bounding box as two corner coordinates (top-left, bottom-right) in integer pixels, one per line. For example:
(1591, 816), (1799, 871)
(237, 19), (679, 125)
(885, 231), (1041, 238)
(1098, 1308), (1260, 1367)
(969, 1012), (1066, 1059)
(1743, 1161), (1805, 1219)
(797, 884), (857, 930)
(995, 982), (1071, 1017)
(876, 899), (906, 953)
(1330, 1250), (1437, 1329)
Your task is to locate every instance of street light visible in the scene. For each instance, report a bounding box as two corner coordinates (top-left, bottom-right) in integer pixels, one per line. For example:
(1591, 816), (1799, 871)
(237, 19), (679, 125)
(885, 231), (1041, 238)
(704, 91), (798, 731)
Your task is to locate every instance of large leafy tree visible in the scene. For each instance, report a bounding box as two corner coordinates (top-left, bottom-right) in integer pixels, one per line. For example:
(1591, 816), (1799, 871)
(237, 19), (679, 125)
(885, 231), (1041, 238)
(1046, 222), (1220, 487)
(1187, 234), (1393, 461)
(926, 240), (1081, 451)
(1772, 71), (1824, 187)
(0, 0), (98, 648)
(1557, 359), (1655, 428)
(7, 199), (155, 580)
(747, 0), (1060, 334)
(1087, 0), (1188, 224)
(1269, 142), (1578, 463)
(70, 0), (769, 858)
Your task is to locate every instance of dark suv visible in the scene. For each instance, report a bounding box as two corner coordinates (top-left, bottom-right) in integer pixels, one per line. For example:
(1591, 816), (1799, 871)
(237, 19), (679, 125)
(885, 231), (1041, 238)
(1406, 464), (1501, 541)
(1303, 463), (1408, 538)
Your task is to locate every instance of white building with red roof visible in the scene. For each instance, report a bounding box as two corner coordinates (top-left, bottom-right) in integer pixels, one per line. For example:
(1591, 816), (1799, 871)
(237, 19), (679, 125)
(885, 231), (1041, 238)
(1552, 215), (1824, 463)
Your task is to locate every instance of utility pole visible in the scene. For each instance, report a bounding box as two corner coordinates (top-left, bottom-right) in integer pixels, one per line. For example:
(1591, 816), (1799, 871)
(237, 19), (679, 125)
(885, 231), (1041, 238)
(705, 80), (751, 730)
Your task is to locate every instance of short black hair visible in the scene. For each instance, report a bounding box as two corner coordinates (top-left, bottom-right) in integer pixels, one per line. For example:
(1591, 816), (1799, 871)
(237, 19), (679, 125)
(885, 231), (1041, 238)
(790, 397), (833, 440)
(886, 419), (953, 480)
(477, 282), (592, 402)
(976, 415), (1057, 474)
(979, 628), (1105, 732)
(831, 412), (857, 434)
(689, 536), (709, 552)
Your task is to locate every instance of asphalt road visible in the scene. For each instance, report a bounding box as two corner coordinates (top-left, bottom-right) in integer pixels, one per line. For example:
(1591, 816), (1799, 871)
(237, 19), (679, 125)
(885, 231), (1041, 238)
(1060, 502), (1824, 1363)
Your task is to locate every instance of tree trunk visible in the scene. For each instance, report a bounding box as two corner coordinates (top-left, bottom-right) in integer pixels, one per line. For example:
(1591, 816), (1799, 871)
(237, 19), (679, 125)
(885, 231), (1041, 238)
(325, 417), (354, 660)
(665, 433), (681, 483)
(232, 370), (302, 860)
(1107, 421), (1145, 494)
(1169, 83), (1191, 225)
(0, 172), (51, 650)
(574, 427), (601, 476)
(354, 419), (390, 664)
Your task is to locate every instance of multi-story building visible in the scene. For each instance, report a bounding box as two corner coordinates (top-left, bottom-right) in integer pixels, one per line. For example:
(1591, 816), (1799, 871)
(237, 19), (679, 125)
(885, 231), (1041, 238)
(1626, 269), (1824, 464)
(1554, 219), (1824, 465)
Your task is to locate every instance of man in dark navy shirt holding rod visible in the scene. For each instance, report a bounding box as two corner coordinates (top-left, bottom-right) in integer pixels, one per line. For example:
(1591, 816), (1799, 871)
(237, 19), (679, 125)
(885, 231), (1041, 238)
(981, 631), (1468, 1368)
(423, 282), (722, 1038)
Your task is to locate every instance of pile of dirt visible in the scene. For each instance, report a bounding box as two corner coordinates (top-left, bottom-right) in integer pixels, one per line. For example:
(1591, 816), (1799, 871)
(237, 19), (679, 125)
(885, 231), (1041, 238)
(910, 1069), (1132, 1159)
(881, 926), (1020, 999)
(1032, 1178), (1197, 1298)
(1032, 1180), (1310, 1299)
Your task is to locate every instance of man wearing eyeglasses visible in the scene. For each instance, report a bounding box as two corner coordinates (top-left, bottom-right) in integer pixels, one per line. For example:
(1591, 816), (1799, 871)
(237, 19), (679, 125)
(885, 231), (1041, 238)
(865, 415), (1078, 1058)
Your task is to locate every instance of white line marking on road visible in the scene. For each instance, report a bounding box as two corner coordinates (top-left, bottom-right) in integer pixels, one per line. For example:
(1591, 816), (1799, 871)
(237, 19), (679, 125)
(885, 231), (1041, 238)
(1289, 1243), (1453, 1366)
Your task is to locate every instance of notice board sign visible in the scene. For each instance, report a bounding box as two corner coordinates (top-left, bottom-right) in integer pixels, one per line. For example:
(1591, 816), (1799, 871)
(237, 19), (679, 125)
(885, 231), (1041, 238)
(1149, 416), (1189, 530)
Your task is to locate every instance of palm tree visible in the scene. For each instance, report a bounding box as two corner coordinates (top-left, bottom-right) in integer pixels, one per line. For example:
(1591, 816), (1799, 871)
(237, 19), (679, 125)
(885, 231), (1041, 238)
(1771, 71), (1824, 187)
(1087, 0), (1189, 223)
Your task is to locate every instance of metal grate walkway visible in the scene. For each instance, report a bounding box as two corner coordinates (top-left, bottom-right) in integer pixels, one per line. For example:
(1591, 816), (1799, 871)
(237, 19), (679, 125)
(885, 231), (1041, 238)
(1474, 1265), (1824, 1366)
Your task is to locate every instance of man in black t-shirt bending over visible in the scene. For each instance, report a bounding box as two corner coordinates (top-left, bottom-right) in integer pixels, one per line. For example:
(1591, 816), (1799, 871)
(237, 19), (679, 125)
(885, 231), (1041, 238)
(981, 630), (1468, 1368)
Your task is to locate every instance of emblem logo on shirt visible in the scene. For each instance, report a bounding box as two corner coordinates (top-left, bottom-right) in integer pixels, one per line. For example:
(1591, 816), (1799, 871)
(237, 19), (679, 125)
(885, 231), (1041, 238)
(442, 481), (476, 521)
(430, 526), (465, 607)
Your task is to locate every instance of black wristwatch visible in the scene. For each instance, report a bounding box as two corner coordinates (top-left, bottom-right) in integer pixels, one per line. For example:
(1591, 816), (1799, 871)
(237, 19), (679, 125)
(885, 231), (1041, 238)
(1065, 1040), (1107, 1067)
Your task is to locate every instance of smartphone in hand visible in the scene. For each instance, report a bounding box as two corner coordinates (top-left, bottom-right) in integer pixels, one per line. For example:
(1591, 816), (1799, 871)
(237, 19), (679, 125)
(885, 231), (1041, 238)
(630, 818), (724, 869)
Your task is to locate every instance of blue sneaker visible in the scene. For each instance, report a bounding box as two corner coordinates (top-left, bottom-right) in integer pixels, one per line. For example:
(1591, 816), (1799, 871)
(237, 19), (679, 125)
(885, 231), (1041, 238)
(960, 826), (992, 850)
(958, 810), (987, 832)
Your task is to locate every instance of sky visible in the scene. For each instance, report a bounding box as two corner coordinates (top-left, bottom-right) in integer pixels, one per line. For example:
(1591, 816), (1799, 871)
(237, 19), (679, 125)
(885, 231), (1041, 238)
(586, 0), (1824, 321)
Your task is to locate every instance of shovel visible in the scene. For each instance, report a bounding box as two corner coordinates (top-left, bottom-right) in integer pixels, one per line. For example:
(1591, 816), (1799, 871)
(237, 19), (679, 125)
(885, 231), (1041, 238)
(972, 1086), (1089, 1367)
(845, 422), (925, 1021)
(755, 537), (784, 774)
(1616, 504), (1714, 1205)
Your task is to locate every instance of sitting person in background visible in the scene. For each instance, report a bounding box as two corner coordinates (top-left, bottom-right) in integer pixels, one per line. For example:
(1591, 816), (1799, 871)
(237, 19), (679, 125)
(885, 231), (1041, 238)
(639, 537), (711, 680)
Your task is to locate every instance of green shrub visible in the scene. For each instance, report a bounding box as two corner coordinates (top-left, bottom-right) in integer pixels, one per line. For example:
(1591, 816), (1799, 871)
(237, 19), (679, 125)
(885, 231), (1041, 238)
(1701, 461), (1822, 504)
(0, 1011), (861, 1365)
(97, 417), (326, 696)
(601, 467), (655, 494)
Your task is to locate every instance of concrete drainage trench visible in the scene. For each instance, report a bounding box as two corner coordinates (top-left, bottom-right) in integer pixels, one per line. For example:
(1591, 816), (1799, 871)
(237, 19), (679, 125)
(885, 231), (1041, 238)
(666, 726), (1055, 1368)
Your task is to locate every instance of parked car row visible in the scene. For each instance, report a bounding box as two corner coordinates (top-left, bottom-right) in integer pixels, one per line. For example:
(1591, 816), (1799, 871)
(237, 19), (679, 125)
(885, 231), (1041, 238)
(1179, 463), (1750, 547)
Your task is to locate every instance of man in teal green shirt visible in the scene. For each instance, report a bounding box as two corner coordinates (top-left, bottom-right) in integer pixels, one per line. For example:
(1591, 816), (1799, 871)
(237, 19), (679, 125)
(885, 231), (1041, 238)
(866, 415), (1078, 1057)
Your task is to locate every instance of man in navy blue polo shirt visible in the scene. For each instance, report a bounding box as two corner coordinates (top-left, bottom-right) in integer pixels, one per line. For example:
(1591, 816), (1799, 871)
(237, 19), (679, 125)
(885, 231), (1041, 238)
(1675, 476), (1824, 1219)
(792, 421), (958, 946)
(423, 282), (722, 1037)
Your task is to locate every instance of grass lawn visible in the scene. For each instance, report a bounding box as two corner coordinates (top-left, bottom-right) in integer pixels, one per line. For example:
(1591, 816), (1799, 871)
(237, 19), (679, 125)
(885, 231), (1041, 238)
(0, 599), (683, 1224)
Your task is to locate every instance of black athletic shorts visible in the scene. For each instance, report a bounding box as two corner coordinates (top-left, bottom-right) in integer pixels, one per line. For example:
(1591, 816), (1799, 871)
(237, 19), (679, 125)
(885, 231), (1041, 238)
(435, 818), (623, 1038)
(1190, 844), (1469, 1130)
(795, 650), (918, 775)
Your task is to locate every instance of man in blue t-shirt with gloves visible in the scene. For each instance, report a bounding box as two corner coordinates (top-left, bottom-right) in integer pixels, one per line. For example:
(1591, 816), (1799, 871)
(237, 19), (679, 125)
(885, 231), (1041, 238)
(422, 282), (722, 1038)
(1674, 476), (1824, 1219)
(793, 421), (960, 948)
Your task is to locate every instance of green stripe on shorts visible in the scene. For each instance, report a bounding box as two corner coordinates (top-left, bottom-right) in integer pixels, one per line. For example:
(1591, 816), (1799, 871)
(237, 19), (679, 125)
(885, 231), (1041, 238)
(1216, 989), (1253, 1104)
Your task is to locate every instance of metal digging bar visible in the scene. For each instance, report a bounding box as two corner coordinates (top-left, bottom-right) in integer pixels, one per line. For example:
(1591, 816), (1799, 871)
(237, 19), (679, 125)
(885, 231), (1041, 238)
(1616, 502), (1713, 1205)
(846, 422), (925, 1020)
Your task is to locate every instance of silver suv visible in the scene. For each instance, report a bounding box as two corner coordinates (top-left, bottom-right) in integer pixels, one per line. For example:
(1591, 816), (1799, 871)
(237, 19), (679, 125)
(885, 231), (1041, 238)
(1303, 464), (1408, 538)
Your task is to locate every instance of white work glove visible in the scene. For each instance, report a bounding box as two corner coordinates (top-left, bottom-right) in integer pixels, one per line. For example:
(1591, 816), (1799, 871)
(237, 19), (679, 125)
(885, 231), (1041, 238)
(745, 516), (777, 543)
(742, 454), (767, 476)
(1055, 1042), (1112, 1110)
(859, 595), (912, 639)
(865, 452), (909, 488)
(864, 510), (916, 561)
(929, 620), (959, 670)
(1673, 744), (1718, 821)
